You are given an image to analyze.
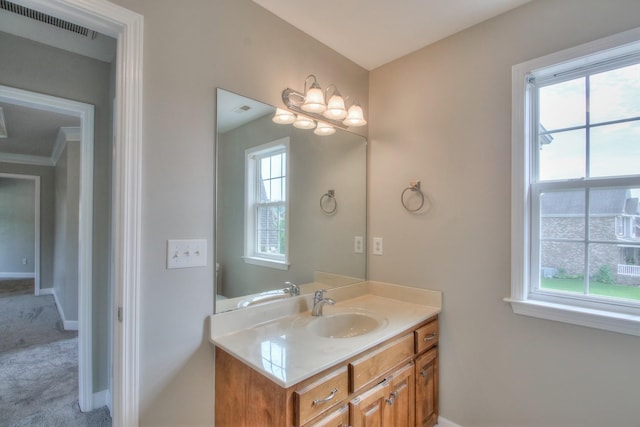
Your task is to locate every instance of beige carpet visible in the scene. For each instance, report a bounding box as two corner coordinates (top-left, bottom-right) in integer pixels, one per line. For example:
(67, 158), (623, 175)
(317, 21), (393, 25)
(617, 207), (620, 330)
(0, 292), (111, 426)
(0, 294), (77, 353)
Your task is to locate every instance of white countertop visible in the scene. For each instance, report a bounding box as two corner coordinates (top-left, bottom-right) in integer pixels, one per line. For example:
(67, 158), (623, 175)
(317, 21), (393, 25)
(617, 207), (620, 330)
(209, 281), (442, 388)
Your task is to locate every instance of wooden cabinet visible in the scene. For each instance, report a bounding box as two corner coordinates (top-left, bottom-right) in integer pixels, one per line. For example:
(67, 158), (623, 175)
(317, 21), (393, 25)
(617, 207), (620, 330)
(384, 363), (415, 427)
(215, 316), (439, 427)
(349, 378), (388, 426)
(304, 404), (349, 427)
(415, 348), (438, 427)
(295, 367), (349, 426)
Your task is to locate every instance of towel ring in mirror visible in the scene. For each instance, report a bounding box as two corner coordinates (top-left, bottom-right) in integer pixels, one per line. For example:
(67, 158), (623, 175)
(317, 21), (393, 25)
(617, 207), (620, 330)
(401, 181), (425, 213)
(320, 189), (337, 214)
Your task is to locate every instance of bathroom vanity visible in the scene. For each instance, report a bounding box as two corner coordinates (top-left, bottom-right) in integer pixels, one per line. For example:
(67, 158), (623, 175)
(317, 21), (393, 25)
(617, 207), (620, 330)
(210, 281), (441, 426)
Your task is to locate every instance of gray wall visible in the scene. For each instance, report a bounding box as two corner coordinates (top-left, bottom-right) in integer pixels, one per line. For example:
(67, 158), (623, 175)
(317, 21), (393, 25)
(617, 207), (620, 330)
(0, 32), (113, 393)
(368, 0), (640, 425)
(53, 142), (80, 321)
(108, 0), (368, 424)
(0, 163), (55, 288)
(218, 114), (366, 299)
(0, 177), (35, 275)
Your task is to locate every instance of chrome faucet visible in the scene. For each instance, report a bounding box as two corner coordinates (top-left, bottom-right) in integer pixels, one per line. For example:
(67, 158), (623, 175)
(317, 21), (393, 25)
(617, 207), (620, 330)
(284, 281), (300, 296)
(312, 289), (335, 316)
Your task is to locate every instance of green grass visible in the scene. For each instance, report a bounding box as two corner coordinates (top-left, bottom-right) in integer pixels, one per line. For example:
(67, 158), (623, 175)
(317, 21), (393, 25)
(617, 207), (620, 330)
(541, 278), (640, 301)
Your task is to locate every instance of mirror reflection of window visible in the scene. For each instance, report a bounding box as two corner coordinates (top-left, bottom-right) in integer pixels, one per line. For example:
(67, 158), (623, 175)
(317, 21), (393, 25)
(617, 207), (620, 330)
(244, 138), (290, 269)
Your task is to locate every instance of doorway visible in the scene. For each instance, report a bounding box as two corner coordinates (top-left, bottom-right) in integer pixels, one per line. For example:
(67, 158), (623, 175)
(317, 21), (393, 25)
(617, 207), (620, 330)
(5, 1), (145, 425)
(0, 85), (95, 411)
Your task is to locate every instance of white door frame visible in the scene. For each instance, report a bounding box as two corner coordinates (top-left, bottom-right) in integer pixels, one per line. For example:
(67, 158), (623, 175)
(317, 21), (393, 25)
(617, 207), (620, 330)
(0, 86), (94, 411)
(13, 1), (144, 426)
(0, 173), (40, 291)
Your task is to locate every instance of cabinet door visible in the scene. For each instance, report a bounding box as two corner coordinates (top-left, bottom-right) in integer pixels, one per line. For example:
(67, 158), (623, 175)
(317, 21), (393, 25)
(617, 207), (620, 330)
(349, 381), (389, 427)
(415, 348), (438, 427)
(383, 363), (415, 427)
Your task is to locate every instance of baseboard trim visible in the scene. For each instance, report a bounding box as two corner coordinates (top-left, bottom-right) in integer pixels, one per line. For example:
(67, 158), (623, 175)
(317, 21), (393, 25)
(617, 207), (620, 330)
(40, 288), (54, 295)
(51, 289), (79, 331)
(0, 272), (35, 279)
(438, 416), (463, 427)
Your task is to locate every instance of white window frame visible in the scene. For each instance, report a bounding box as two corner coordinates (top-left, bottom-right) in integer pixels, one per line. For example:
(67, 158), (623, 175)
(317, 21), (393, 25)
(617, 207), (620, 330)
(507, 27), (640, 336)
(243, 137), (290, 270)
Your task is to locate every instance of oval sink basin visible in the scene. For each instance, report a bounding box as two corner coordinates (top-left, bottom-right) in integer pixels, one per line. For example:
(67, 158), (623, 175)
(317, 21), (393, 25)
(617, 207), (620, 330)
(309, 311), (387, 338)
(237, 291), (288, 308)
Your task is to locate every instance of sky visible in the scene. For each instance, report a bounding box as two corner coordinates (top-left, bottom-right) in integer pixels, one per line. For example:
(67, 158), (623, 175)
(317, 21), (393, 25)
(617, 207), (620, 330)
(538, 63), (640, 183)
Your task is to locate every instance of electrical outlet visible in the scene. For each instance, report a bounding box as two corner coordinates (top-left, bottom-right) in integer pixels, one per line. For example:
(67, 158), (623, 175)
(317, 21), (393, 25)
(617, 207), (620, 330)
(373, 237), (383, 255)
(354, 236), (364, 253)
(22, 258), (28, 265)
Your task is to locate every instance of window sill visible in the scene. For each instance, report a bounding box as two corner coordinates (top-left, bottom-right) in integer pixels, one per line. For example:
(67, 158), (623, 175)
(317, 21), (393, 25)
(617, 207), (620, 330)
(243, 256), (289, 271)
(504, 297), (640, 336)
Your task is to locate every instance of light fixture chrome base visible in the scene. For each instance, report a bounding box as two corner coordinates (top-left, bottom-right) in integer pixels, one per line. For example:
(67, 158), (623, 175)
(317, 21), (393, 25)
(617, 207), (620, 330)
(281, 88), (348, 130)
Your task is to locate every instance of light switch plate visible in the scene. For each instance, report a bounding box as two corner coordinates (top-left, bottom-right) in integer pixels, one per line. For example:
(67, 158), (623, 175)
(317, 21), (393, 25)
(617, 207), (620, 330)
(373, 237), (383, 255)
(167, 239), (207, 269)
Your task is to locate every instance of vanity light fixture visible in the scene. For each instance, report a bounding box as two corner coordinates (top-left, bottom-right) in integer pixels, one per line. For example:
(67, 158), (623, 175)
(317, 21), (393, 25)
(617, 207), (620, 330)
(343, 101), (367, 127)
(323, 85), (348, 121)
(276, 74), (367, 134)
(272, 108), (295, 124)
(313, 122), (335, 136)
(301, 75), (326, 113)
(292, 114), (316, 130)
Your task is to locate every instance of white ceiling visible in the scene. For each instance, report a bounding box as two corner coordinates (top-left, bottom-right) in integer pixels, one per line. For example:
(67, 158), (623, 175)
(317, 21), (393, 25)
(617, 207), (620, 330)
(253, 0), (532, 70)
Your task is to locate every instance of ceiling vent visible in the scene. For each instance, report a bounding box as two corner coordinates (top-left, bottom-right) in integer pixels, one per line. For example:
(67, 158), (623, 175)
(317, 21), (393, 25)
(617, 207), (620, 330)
(0, 0), (98, 39)
(233, 105), (252, 114)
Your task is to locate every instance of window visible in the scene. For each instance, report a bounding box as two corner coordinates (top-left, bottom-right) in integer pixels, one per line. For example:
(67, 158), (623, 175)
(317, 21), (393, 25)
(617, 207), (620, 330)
(509, 28), (640, 335)
(244, 138), (289, 270)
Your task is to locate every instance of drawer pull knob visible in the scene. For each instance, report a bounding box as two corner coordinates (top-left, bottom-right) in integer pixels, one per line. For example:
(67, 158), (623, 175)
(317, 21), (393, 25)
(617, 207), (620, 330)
(386, 391), (398, 405)
(423, 333), (436, 342)
(420, 370), (427, 378)
(313, 388), (338, 406)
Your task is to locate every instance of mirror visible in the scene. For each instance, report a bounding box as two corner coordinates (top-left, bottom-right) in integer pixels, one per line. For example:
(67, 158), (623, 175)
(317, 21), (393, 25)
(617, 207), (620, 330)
(215, 89), (367, 312)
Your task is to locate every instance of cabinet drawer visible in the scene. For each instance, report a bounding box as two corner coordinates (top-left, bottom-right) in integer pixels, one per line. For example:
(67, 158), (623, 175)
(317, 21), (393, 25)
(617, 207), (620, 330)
(295, 367), (348, 426)
(349, 333), (414, 393)
(415, 319), (438, 353)
(303, 404), (349, 427)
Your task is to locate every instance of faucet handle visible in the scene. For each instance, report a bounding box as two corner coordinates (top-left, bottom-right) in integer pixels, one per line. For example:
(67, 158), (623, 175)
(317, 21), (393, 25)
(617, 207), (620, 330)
(314, 289), (327, 302)
(284, 281), (300, 296)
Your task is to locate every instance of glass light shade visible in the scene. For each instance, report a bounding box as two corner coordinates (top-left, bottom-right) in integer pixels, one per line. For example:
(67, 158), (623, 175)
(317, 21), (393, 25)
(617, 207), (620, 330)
(301, 86), (326, 113)
(342, 103), (367, 127)
(272, 108), (295, 124)
(293, 115), (316, 130)
(314, 122), (336, 136)
(322, 94), (347, 120)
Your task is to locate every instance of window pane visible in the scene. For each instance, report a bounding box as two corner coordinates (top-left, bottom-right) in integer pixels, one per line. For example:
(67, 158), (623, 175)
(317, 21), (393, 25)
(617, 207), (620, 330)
(539, 78), (585, 131)
(258, 179), (269, 202)
(256, 205), (286, 256)
(261, 156), (271, 179)
(590, 121), (640, 178)
(271, 153), (282, 178)
(270, 178), (283, 202)
(538, 129), (585, 180)
(539, 242), (585, 294)
(540, 189), (585, 240)
(589, 243), (640, 299)
(589, 188), (634, 241)
(590, 63), (640, 124)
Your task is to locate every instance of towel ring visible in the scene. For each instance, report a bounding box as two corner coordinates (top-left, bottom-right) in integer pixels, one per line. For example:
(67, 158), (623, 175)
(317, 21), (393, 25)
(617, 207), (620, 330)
(320, 190), (337, 214)
(401, 181), (425, 213)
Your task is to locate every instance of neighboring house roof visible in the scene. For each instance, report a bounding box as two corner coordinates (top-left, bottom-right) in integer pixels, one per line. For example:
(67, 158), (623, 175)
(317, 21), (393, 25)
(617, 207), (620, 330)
(541, 188), (630, 215)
